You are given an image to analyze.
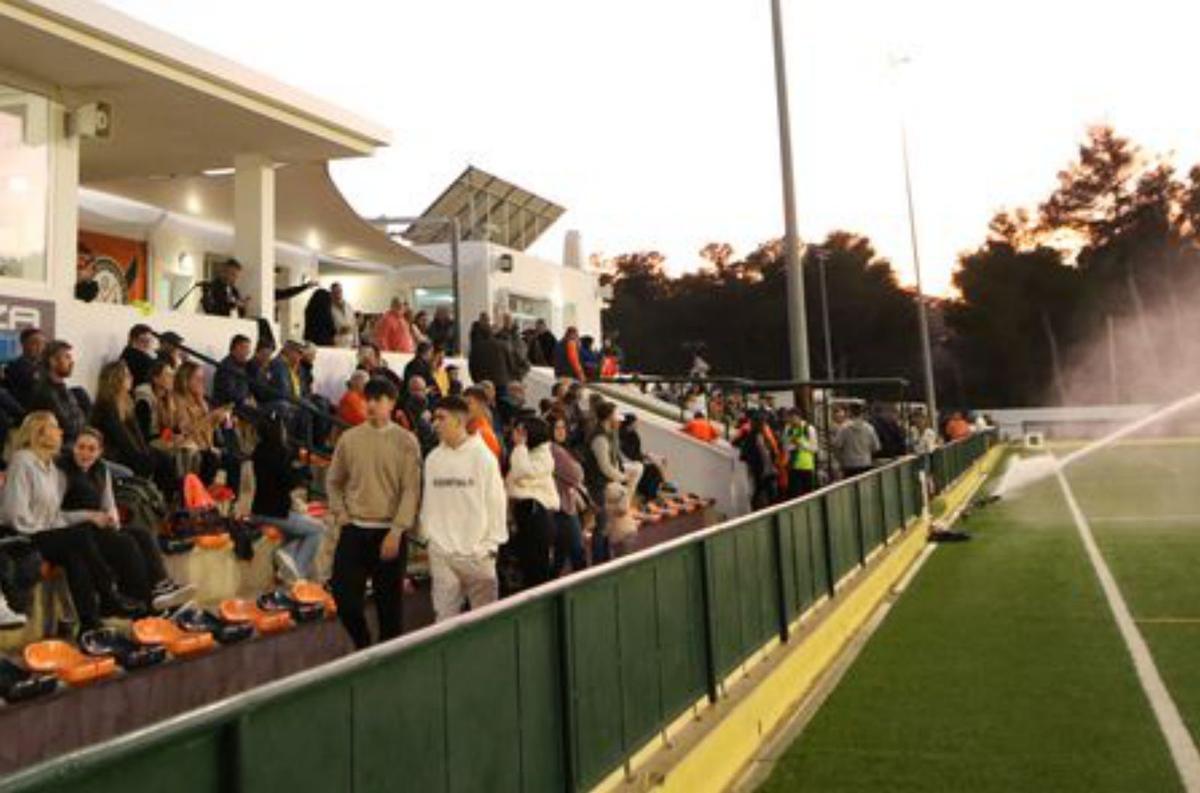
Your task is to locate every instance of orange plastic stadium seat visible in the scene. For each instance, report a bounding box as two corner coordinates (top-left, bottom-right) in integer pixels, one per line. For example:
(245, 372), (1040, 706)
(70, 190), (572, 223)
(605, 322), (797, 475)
(306, 502), (328, 518)
(208, 484), (236, 504)
(195, 532), (233, 550)
(24, 640), (116, 687)
(291, 581), (337, 618)
(220, 598), (294, 634)
(263, 525), (284, 543)
(183, 473), (216, 511)
(132, 617), (215, 657)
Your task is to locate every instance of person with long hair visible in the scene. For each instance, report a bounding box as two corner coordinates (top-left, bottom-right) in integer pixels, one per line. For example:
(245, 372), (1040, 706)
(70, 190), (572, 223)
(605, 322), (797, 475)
(548, 411), (587, 575)
(506, 415), (559, 588)
(303, 288), (336, 347)
(91, 361), (175, 493)
(584, 402), (643, 563)
(2, 412), (141, 634)
(133, 359), (175, 444)
(250, 413), (326, 582)
(173, 362), (235, 487)
(59, 428), (194, 612)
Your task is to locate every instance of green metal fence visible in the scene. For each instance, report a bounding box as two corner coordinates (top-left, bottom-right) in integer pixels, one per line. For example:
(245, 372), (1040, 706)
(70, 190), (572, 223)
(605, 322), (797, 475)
(2, 434), (994, 793)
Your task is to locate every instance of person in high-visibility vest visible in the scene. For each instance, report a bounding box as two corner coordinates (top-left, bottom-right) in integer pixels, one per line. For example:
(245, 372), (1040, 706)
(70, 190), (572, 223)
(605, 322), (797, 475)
(784, 408), (819, 498)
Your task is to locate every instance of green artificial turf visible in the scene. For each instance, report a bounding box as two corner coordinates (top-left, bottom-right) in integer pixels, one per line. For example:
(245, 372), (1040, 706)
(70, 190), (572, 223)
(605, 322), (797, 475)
(759, 452), (1183, 792)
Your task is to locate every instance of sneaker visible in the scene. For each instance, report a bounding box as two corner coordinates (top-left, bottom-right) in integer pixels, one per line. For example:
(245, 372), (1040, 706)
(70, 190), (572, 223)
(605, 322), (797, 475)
(151, 581), (198, 612)
(274, 549), (301, 584)
(0, 600), (27, 629)
(99, 591), (146, 619)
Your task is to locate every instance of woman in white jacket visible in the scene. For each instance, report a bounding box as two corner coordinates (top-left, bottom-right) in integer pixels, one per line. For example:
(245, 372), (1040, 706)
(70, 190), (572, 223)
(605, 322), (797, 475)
(506, 415), (560, 589)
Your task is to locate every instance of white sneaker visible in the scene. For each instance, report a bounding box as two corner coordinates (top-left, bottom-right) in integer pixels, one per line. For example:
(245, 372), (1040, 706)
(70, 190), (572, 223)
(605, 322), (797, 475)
(274, 549), (301, 584)
(151, 581), (198, 612)
(0, 600), (27, 629)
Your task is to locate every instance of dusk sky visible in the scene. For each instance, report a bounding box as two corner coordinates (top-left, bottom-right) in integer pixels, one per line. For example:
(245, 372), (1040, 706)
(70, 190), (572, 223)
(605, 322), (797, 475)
(103, 0), (1200, 295)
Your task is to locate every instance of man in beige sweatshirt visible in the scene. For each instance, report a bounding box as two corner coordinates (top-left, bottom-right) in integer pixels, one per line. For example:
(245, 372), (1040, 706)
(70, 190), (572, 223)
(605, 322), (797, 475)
(327, 378), (422, 648)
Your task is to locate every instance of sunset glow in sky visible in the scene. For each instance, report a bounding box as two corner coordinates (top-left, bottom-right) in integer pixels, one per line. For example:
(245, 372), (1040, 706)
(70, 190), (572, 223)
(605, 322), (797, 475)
(102, 0), (1200, 295)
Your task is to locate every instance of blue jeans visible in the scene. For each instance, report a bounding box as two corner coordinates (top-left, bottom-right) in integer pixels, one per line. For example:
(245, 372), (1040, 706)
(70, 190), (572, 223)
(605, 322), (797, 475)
(552, 512), (587, 575)
(253, 511), (325, 579)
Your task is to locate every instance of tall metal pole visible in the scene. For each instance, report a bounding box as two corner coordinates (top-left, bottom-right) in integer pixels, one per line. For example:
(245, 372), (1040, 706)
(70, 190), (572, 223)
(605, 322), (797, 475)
(897, 87), (938, 422)
(449, 218), (462, 356)
(770, 0), (810, 381)
(817, 250), (834, 380)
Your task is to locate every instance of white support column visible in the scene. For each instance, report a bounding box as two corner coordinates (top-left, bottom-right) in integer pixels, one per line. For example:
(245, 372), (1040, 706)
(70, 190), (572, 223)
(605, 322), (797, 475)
(234, 154), (275, 324)
(47, 102), (79, 307)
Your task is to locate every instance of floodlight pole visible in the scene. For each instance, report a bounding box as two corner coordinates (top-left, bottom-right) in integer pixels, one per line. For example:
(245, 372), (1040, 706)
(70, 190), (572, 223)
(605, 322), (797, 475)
(374, 214), (462, 355)
(770, 0), (811, 382)
(894, 57), (938, 423)
(817, 249), (834, 381)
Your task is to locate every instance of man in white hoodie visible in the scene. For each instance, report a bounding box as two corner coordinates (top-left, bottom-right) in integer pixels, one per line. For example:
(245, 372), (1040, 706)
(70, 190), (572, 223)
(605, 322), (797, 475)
(421, 395), (508, 621)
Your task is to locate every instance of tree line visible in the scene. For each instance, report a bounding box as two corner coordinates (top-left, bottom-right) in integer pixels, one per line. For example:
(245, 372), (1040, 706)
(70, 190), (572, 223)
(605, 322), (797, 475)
(600, 126), (1200, 408)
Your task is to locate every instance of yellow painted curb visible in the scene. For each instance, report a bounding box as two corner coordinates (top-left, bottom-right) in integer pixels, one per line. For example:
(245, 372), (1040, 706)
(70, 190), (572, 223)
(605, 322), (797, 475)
(649, 447), (1004, 793)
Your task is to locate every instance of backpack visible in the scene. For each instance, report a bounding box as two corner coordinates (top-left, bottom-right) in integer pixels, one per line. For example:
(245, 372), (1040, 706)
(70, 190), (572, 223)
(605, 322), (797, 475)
(0, 535), (41, 614)
(113, 475), (169, 535)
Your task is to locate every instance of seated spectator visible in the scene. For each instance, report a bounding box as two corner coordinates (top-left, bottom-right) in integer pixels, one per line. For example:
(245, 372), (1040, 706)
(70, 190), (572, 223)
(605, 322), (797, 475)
(212, 334), (254, 412)
(250, 413), (325, 582)
(156, 331), (186, 370)
(506, 415), (559, 589)
(357, 343), (403, 394)
(681, 412), (720, 443)
(120, 324), (158, 388)
(246, 339), (276, 402)
(832, 403), (880, 478)
(444, 363), (463, 398)
(585, 402), (643, 563)
(90, 361), (174, 495)
(60, 428), (193, 612)
(338, 370), (370, 427)
(29, 340), (87, 447)
(464, 386), (502, 460)
(429, 344), (451, 399)
(620, 414), (665, 500)
(2, 412), (141, 635)
(75, 243), (99, 303)
(133, 360), (175, 446)
(398, 376), (437, 457)
(173, 362), (235, 487)
(374, 298), (415, 353)
(402, 342), (435, 396)
(5, 327), (46, 408)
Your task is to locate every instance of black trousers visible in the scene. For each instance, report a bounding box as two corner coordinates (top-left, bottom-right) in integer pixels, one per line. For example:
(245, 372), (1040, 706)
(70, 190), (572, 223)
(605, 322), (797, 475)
(512, 499), (554, 590)
(31, 525), (118, 630)
(93, 525), (168, 605)
(331, 525), (408, 649)
(787, 469), (816, 499)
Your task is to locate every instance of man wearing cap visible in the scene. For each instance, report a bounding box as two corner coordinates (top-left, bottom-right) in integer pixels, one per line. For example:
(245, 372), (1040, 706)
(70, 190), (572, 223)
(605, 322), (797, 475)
(120, 324), (157, 387)
(156, 331), (187, 370)
(201, 258), (250, 318)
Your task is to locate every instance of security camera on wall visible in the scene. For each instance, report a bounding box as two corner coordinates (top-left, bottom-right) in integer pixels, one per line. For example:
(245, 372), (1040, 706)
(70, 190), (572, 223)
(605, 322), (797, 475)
(68, 102), (113, 139)
(495, 253), (515, 274)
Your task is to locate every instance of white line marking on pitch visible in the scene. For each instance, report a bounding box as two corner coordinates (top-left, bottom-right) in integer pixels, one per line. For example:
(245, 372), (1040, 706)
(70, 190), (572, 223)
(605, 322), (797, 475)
(1054, 464), (1200, 792)
(1090, 515), (1200, 524)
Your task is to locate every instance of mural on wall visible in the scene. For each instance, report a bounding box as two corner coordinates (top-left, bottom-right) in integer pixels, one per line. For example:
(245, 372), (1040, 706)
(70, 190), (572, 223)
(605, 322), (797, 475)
(77, 230), (148, 304)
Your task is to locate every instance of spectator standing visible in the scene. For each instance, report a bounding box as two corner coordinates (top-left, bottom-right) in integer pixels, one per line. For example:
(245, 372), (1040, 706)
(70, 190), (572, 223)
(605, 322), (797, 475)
(200, 258), (249, 318)
(119, 324), (157, 388)
(327, 379), (422, 648)
(554, 327), (586, 382)
(75, 243), (99, 303)
(330, 283), (358, 349)
(420, 395), (507, 621)
(689, 344), (712, 379)
(548, 412), (587, 575)
(4, 327), (46, 408)
(945, 412), (972, 442)
(428, 306), (455, 353)
(402, 342), (435, 394)
(411, 310), (431, 346)
(870, 403), (907, 459)
(29, 340), (87, 447)
(911, 412), (939, 455)
(506, 416), (559, 589)
(832, 403), (881, 478)
(783, 408), (819, 498)
(585, 402), (642, 562)
(429, 345), (452, 398)
(681, 412), (720, 443)
(464, 386), (502, 459)
(303, 288), (336, 347)
(468, 323), (512, 395)
(740, 413), (780, 509)
(579, 336), (600, 380)
(374, 298), (415, 353)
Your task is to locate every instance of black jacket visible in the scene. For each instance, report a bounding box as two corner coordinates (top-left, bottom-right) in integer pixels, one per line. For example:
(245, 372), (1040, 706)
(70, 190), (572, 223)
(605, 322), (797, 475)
(251, 436), (302, 518)
(30, 380), (86, 445)
(91, 401), (155, 479)
(120, 346), (156, 388)
(468, 331), (512, 388)
(201, 281), (245, 318)
(212, 355), (251, 407)
(303, 290), (336, 347)
(4, 355), (41, 409)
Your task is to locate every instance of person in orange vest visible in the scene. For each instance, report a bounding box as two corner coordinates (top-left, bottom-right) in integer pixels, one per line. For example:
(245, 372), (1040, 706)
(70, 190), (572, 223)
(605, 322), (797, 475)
(945, 412), (972, 442)
(681, 412), (720, 443)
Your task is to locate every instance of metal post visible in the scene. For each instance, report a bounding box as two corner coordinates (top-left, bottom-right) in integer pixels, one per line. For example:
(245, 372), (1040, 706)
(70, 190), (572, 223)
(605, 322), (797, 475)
(449, 219), (462, 356)
(770, 0), (811, 381)
(1107, 314), (1119, 404)
(817, 250), (834, 381)
(898, 105), (938, 423)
